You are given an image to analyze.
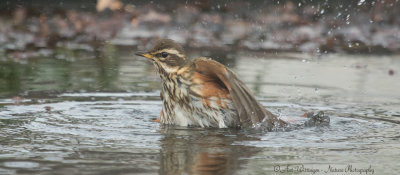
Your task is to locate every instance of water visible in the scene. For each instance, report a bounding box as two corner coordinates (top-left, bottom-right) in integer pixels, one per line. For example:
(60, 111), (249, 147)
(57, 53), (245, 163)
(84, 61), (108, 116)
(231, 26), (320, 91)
(0, 50), (399, 174)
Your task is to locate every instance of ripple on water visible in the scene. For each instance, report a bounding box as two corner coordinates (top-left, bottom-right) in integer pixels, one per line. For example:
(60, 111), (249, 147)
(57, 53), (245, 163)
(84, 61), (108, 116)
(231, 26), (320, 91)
(238, 100), (393, 151)
(1, 92), (400, 174)
(2, 98), (163, 149)
(3, 161), (39, 168)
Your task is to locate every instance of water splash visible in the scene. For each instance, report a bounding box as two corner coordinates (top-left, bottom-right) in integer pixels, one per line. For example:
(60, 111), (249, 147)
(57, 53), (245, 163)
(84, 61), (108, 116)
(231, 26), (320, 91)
(346, 14), (351, 24)
(358, 0), (366, 6)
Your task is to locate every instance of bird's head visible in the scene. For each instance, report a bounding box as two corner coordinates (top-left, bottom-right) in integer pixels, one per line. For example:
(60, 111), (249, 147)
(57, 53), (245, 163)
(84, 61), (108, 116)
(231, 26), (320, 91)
(136, 39), (190, 75)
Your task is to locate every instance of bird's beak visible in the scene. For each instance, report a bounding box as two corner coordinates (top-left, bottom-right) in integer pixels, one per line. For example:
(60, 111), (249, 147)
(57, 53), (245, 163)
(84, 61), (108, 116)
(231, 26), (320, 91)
(135, 52), (153, 59)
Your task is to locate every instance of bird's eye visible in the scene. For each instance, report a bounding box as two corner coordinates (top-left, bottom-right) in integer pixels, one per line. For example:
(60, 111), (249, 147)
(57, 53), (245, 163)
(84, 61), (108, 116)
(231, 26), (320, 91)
(161, 52), (168, 58)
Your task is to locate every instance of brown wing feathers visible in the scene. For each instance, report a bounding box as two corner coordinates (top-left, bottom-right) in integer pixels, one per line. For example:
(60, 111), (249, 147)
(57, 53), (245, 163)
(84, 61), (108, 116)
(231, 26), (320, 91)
(225, 69), (267, 125)
(193, 58), (284, 127)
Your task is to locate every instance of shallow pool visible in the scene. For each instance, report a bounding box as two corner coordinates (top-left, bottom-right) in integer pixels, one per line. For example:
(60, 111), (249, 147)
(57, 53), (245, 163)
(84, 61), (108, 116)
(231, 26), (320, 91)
(0, 52), (399, 174)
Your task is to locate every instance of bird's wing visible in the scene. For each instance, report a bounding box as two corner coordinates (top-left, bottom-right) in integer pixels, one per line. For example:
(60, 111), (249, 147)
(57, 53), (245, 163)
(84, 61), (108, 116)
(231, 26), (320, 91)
(193, 57), (284, 127)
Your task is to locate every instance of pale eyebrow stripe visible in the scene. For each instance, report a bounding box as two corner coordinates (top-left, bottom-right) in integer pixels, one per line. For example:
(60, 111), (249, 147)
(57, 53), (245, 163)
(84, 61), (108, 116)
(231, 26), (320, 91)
(153, 49), (185, 58)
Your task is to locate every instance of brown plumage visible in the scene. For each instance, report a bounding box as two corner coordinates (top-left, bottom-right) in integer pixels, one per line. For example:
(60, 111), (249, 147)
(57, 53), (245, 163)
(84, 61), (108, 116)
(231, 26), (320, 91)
(136, 39), (286, 129)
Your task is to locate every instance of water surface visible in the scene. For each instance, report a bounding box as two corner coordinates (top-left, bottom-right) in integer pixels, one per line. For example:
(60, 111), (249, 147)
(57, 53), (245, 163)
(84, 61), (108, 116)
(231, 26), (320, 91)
(0, 51), (399, 174)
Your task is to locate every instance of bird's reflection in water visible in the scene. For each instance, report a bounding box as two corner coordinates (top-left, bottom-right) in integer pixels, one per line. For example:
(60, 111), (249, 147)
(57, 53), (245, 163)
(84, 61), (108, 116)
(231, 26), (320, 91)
(158, 126), (261, 175)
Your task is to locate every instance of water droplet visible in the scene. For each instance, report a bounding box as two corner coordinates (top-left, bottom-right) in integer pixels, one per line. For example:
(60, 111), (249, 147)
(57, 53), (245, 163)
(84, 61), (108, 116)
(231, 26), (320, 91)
(277, 109), (282, 117)
(297, 88), (302, 96)
(298, 2), (302, 7)
(346, 14), (351, 24)
(348, 43), (353, 48)
(320, 9), (325, 14)
(358, 0), (366, 5)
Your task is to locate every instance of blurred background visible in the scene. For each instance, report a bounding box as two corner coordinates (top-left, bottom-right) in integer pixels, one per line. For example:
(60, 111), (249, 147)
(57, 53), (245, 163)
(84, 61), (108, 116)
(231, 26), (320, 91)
(2, 0), (399, 53)
(0, 0), (399, 98)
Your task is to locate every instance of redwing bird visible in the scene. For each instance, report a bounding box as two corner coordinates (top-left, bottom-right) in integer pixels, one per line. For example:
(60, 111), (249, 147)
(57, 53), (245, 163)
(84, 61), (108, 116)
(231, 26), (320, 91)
(136, 39), (286, 129)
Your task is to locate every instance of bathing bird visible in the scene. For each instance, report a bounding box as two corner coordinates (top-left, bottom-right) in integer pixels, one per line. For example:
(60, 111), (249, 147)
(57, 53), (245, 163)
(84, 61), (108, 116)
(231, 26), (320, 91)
(136, 39), (286, 129)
